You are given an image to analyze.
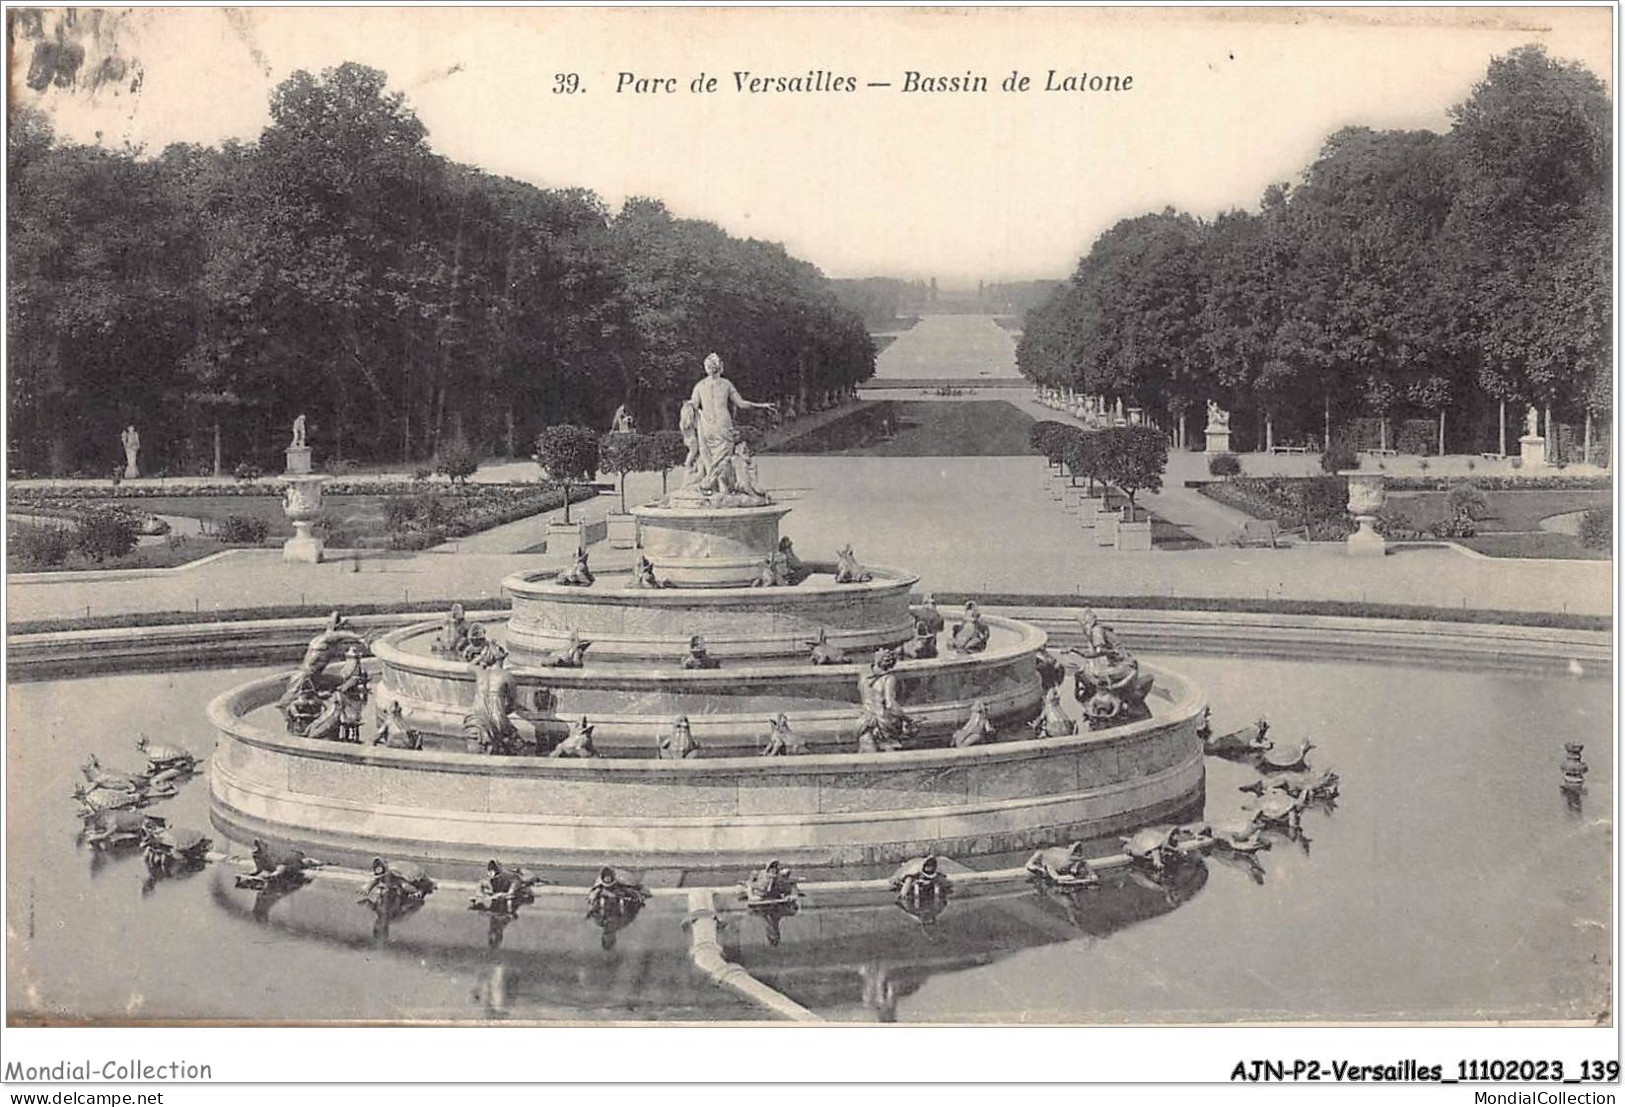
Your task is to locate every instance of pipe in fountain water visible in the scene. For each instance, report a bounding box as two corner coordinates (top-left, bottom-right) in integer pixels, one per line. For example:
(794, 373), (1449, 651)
(684, 890), (823, 1023)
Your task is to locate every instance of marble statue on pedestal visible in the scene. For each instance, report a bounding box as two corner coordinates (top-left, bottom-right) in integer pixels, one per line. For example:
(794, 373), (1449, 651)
(291, 414), (307, 448)
(120, 426), (141, 479)
(672, 353), (776, 505)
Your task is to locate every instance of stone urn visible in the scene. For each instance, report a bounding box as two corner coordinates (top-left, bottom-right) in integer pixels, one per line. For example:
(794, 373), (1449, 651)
(282, 475), (326, 563)
(1343, 471), (1386, 558)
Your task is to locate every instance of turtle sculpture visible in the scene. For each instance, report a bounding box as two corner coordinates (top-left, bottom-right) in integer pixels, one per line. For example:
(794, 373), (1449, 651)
(1120, 825), (1208, 874)
(80, 753), (150, 792)
(235, 839), (325, 890)
(470, 860), (547, 914)
(140, 824), (212, 872)
(84, 810), (164, 850)
(807, 628), (846, 666)
(1024, 842), (1099, 889)
(360, 858), (437, 910)
(1240, 767), (1339, 804)
(1261, 737), (1315, 773)
(1204, 718), (1272, 759)
(951, 699), (996, 748)
(1027, 687), (1076, 739)
(72, 782), (146, 816)
(740, 859), (799, 906)
(1196, 814), (1268, 854)
(889, 855), (952, 904)
(1244, 788), (1308, 832)
(134, 735), (196, 775)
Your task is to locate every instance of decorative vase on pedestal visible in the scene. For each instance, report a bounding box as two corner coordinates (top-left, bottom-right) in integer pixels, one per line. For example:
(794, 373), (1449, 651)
(1343, 471), (1386, 558)
(282, 476), (326, 563)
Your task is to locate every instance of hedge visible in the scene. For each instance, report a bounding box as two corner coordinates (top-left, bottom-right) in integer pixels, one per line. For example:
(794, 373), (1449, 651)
(1579, 506), (1611, 550)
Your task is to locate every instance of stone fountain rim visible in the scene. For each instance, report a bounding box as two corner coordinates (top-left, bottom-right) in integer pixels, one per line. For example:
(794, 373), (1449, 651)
(501, 563), (921, 602)
(207, 660), (1198, 778)
(629, 501), (793, 520)
(372, 612), (1042, 684)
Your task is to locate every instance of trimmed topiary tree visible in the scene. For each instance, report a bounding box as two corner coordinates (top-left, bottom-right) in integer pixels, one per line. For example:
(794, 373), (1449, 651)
(1320, 436), (1359, 474)
(649, 429), (688, 495)
(534, 425), (601, 525)
(1099, 426), (1168, 520)
(599, 431), (648, 513)
(1029, 421), (1070, 468)
(1208, 452), (1242, 479)
(1062, 428), (1103, 493)
(434, 438), (481, 485)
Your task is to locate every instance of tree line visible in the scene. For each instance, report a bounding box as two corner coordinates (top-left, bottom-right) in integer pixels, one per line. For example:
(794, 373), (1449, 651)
(8, 62), (875, 477)
(1016, 46), (1610, 458)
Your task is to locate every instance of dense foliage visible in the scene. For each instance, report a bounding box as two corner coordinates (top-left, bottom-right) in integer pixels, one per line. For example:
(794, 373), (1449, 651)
(1096, 426), (1168, 514)
(534, 425), (601, 524)
(1016, 46), (1609, 457)
(8, 63), (873, 476)
(1579, 506), (1611, 550)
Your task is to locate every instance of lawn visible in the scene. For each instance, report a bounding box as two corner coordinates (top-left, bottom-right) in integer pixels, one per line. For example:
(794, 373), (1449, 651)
(1385, 489), (1610, 534)
(6, 525), (242, 574)
(133, 494), (393, 538)
(1456, 533), (1611, 561)
(768, 400), (1036, 456)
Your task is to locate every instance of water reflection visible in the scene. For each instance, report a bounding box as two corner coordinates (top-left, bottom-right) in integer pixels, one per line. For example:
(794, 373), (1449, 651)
(10, 661), (1613, 1024)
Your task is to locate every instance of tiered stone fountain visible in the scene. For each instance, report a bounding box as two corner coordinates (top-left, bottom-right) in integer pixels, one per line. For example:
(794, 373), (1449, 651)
(209, 361), (1206, 875)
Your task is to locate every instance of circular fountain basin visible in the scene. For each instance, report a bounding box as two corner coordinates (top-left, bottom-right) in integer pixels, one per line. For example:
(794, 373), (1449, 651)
(629, 501), (792, 587)
(373, 613), (1044, 751)
(502, 563), (920, 665)
(208, 662), (1204, 872)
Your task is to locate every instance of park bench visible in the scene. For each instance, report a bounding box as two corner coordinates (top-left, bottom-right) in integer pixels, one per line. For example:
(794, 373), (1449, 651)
(1268, 445), (1312, 456)
(1367, 447), (1398, 458)
(1480, 452), (1507, 461)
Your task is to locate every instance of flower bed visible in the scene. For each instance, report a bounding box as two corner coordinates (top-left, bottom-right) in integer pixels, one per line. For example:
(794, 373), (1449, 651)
(8, 483), (596, 564)
(1197, 475), (1353, 540)
(8, 478), (569, 500)
(1384, 474), (1612, 493)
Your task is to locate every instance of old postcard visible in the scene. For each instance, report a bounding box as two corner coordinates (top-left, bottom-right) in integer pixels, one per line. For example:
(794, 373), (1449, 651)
(3, 3), (1615, 1084)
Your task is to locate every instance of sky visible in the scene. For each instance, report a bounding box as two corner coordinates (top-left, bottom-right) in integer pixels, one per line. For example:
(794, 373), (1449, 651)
(11, 6), (1614, 283)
